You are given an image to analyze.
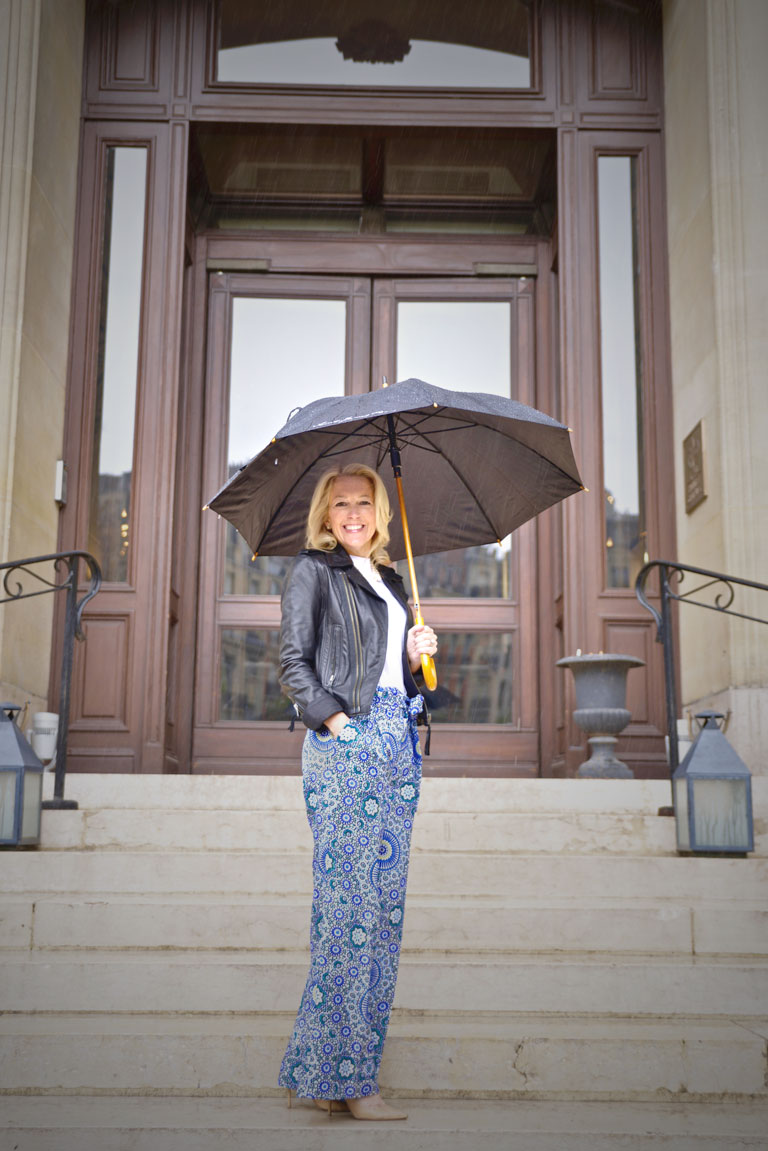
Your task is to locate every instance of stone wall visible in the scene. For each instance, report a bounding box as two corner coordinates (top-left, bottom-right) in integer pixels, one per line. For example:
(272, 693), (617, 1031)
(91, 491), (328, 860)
(0, 0), (85, 716)
(664, 0), (768, 771)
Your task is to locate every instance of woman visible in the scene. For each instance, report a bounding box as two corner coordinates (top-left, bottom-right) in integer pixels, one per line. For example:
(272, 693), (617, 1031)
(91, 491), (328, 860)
(277, 463), (437, 1121)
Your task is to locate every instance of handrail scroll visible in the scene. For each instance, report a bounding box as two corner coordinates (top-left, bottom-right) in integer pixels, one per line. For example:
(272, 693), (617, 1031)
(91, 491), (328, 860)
(0, 551), (102, 809)
(635, 560), (768, 777)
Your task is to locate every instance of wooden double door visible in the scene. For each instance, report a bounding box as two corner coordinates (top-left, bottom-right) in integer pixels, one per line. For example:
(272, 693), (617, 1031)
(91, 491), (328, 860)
(188, 236), (554, 775)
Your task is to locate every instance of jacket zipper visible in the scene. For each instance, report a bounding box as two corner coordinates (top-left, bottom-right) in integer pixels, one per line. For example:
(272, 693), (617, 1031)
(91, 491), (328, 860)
(340, 573), (363, 713)
(328, 628), (337, 685)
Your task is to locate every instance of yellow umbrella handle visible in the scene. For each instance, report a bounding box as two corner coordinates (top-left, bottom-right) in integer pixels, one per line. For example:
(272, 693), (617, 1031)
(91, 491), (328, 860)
(394, 474), (438, 692)
(414, 612), (438, 691)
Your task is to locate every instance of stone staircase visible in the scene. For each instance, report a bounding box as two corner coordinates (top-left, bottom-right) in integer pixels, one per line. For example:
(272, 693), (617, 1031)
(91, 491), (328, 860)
(1, 772), (767, 1149)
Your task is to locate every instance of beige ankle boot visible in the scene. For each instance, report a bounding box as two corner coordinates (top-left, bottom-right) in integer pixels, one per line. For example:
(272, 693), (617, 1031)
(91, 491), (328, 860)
(313, 1098), (347, 1116)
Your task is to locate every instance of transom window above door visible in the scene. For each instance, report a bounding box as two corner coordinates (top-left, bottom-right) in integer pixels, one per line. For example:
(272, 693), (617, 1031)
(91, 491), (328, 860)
(214, 0), (533, 90)
(190, 124), (555, 235)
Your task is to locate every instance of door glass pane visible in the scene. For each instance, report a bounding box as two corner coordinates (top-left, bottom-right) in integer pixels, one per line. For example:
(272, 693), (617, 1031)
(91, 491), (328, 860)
(397, 301), (510, 394)
(422, 632), (514, 723)
(220, 630), (288, 721)
(216, 0), (531, 89)
(88, 147), (147, 583)
(397, 300), (513, 597)
(598, 156), (646, 588)
(224, 296), (347, 595)
(397, 538), (513, 600)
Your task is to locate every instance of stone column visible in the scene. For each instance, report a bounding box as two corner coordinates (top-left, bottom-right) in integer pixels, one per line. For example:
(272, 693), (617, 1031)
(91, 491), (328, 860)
(0, 0), (84, 711)
(0, 0), (41, 704)
(664, 0), (768, 770)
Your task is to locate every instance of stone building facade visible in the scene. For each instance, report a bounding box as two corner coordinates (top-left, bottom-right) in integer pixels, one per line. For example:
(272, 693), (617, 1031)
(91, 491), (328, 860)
(0, 0), (765, 775)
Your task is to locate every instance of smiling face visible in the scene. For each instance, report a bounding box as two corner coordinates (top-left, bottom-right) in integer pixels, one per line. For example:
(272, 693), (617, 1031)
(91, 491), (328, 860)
(326, 474), (377, 557)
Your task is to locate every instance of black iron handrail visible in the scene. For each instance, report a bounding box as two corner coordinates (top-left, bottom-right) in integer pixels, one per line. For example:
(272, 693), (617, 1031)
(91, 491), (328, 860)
(0, 551), (102, 809)
(635, 559), (768, 775)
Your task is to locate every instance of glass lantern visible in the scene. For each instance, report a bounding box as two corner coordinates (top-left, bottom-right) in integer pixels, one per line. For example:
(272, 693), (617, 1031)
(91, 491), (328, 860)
(0, 704), (45, 848)
(673, 710), (754, 854)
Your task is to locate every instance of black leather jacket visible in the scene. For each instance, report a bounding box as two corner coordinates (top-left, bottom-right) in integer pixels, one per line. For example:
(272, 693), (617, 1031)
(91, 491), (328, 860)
(279, 546), (422, 732)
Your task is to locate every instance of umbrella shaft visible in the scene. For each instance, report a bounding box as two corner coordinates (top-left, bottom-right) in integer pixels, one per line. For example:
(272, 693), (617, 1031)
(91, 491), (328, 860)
(386, 413), (402, 478)
(394, 474), (421, 617)
(394, 473), (438, 693)
(388, 417), (436, 691)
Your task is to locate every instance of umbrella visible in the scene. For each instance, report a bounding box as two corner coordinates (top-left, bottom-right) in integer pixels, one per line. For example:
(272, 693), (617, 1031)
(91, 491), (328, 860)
(206, 377), (584, 689)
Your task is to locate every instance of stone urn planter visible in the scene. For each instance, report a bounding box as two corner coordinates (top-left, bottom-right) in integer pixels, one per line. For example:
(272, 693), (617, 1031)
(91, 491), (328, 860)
(556, 653), (645, 778)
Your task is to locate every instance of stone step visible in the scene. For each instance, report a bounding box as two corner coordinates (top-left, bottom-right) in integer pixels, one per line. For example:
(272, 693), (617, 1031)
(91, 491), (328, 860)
(39, 806), (685, 854)
(1, 951), (765, 1016)
(5, 850), (768, 900)
(0, 1013), (765, 1100)
(3, 894), (766, 957)
(4, 1096), (768, 1151)
(45, 774), (678, 814)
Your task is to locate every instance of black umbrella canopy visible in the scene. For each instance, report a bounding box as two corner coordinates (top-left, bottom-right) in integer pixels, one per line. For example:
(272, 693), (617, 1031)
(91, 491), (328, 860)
(207, 378), (583, 562)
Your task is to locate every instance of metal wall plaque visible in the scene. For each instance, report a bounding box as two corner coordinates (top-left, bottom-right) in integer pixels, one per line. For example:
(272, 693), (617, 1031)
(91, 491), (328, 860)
(684, 420), (707, 513)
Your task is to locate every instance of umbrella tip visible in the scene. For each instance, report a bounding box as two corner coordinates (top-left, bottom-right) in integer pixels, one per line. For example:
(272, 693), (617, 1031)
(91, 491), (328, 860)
(567, 427), (574, 433)
(202, 504), (209, 511)
(271, 437), (276, 443)
(252, 553), (258, 560)
(581, 486), (589, 493)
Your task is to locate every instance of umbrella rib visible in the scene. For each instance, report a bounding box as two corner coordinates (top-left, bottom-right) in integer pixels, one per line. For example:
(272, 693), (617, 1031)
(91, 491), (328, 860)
(393, 406), (580, 535)
(252, 416), (430, 548)
(252, 429), (376, 550)
(253, 404), (579, 552)
(390, 411), (504, 542)
(395, 407), (582, 487)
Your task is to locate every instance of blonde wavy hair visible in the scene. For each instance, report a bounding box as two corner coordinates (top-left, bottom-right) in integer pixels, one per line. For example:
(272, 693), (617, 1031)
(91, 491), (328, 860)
(306, 463), (392, 567)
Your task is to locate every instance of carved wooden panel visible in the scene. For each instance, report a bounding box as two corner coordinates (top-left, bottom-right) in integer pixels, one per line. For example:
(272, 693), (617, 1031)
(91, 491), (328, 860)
(600, 618), (652, 725)
(102, 0), (159, 88)
(84, 0), (175, 115)
(589, 0), (645, 100)
(74, 613), (132, 728)
(571, 0), (662, 126)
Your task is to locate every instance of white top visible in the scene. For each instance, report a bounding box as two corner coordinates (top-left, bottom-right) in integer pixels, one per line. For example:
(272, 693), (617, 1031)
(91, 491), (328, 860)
(351, 555), (407, 693)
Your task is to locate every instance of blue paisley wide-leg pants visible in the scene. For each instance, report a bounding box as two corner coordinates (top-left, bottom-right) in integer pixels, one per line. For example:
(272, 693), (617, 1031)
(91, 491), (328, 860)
(278, 687), (423, 1100)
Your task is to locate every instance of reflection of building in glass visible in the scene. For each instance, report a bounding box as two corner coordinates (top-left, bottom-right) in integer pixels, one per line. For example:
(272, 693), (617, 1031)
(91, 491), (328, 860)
(220, 629), (288, 721)
(224, 526), (291, 596)
(605, 490), (642, 589)
(425, 632), (513, 723)
(222, 461), (293, 595)
(225, 533), (512, 599)
(220, 450), (516, 722)
(404, 541), (512, 599)
(218, 623), (515, 726)
(90, 472), (132, 583)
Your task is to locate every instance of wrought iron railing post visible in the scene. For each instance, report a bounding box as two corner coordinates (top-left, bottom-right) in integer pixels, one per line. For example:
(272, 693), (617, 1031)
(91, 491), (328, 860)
(635, 558), (768, 784)
(658, 563), (680, 776)
(45, 555), (79, 809)
(1, 550), (101, 811)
